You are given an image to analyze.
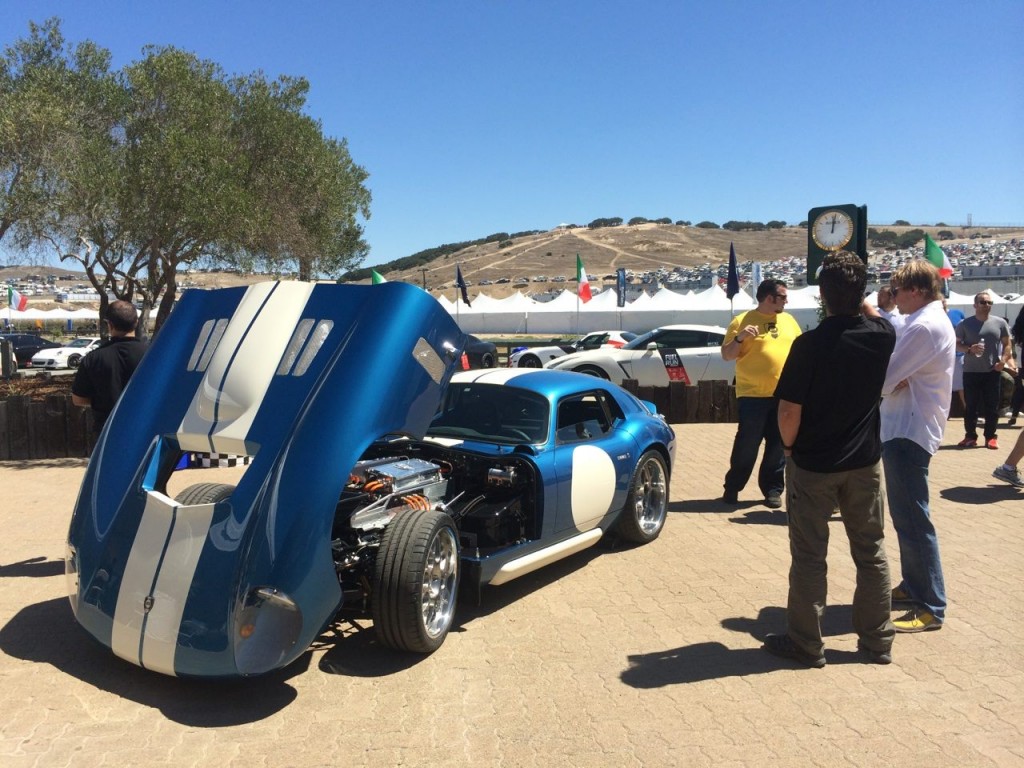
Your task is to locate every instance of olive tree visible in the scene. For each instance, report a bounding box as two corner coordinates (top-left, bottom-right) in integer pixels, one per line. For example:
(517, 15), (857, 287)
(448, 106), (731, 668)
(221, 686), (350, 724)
(3, 20), (372, 333)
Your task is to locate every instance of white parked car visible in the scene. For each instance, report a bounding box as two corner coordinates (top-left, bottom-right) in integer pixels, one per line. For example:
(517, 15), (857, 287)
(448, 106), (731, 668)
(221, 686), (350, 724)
(545, 324), (734, 386)
(30, 336), (101, 369)
(508, 330), (638, 368)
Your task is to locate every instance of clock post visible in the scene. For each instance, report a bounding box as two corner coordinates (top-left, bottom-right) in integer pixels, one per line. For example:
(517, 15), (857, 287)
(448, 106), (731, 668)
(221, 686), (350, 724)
(807, 203), (868, 284)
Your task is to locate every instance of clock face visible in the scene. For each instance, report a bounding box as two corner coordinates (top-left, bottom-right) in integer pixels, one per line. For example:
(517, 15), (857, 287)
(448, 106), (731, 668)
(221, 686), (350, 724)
(812, 210), (854, 250)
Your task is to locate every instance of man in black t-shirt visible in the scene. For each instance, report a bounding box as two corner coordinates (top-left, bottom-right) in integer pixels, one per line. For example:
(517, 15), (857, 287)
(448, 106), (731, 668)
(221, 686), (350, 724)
(72, 300), (148, 436)
(761, 251), (897, 668)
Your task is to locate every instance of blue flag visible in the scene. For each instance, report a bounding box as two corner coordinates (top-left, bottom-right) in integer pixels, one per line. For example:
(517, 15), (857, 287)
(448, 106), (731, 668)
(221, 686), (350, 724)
(456, 265), (471, 307)
(726, 242), (740, 300)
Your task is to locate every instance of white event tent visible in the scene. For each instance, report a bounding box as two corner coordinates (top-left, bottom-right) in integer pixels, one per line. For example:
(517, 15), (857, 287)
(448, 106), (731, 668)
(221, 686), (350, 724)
(439, 284), (1019, 335)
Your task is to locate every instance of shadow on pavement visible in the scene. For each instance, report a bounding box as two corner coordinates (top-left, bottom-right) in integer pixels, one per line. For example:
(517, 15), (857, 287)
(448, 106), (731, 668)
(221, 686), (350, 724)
(940, 484), (1021, 504)
(669, 499), (766, 514)
(622, 603), (866, 687)
(0, 556), (65, 578)
(318, 546), (603, 676)
(0, 597), (305, 725)
(727, 509), (788, 525)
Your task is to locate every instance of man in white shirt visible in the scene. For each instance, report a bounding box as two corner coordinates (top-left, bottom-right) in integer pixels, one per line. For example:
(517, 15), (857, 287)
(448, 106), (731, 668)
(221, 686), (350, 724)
(879, 261), (955, 633)
(876, 285), (905, 335)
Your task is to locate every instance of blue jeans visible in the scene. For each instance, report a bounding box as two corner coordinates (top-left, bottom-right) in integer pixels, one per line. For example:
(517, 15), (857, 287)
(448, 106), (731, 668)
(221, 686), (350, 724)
(723, 397), (784, 497)
(881, 438), (946, 621)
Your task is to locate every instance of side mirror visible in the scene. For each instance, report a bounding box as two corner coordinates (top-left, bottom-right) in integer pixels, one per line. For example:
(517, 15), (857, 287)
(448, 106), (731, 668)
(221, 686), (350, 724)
(646, 341), (658, 351)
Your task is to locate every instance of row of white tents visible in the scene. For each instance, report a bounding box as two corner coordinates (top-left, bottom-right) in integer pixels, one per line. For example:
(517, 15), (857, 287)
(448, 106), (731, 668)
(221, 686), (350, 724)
(5, 284), (1017, 336)
(435, 284), (1022, 335)
(3, 307), (101, 325)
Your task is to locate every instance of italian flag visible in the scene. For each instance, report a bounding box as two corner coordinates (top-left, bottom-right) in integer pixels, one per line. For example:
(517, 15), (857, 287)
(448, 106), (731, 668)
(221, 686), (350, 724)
(576, 253), (592, 303)
(7, 286), (27, 311)
(924, 234), (953, 279)
(371, 270), (387, 284)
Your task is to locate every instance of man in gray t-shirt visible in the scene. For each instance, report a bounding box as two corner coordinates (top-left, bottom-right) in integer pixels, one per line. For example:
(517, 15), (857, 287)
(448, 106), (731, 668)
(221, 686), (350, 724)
(954, 290), (1012, 449)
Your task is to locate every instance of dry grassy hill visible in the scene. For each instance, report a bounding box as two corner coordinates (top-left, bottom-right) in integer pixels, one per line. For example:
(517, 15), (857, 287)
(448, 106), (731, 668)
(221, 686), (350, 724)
(377, 223), (1024, 300)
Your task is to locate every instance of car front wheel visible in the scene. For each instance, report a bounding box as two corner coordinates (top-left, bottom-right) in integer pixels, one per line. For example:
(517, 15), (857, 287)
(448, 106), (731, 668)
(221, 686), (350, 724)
(616, 450), (668, 544)
(574, 364), (610, 380)
(67, 354), (82, 368)
(372, 508), (459, 653)
(518, 354), (542, 368)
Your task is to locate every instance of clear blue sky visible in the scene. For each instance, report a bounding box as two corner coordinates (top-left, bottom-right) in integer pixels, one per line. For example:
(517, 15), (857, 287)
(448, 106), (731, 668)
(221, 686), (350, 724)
(2, 1), (1021, 269)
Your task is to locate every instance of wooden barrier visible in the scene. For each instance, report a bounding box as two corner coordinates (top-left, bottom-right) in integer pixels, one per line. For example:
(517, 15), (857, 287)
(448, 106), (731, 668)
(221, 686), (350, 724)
(0, 382), (740, 461)
(0, 394), (96, 460)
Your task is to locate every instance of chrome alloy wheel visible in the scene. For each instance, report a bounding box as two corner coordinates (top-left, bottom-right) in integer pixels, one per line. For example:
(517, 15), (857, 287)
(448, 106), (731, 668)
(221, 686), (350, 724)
(421, 526), (459, 639)
(633, 455), (668, 535)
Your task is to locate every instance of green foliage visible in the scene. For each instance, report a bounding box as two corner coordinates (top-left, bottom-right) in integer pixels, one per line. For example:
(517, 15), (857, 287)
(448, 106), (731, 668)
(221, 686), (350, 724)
(653, 217), (672, 225)
(869, 229), (899, 247)
(695, 220), (719, 229)
(628, 217), (649, 226)
(937, 230), (955, 241)
(722, 220), (765, 232)
(897, 229), (926, 248)
(587, 217), (623, 229)
(766, 220), (786, 229)
(498, 239), (513, 249)
(1, 19), (372, 332)
(674, 220), (691, 226)
(892, 219), (910, 226)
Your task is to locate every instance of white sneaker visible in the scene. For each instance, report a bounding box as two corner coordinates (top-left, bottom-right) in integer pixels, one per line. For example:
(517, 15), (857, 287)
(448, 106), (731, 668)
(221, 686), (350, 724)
(993, 464), (1024, 488)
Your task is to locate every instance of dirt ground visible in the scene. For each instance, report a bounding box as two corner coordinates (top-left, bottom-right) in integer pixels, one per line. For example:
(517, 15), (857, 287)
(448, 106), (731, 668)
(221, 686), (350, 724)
(0, 373), (74, 402)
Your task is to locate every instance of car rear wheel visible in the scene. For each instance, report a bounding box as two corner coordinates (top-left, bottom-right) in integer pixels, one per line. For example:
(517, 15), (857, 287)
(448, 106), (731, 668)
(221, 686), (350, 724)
(518, 354), (542, 368)
(372, 508), (459, 653)
(174, 482), (236, 505)
(574, 364), (609, 379)
(67, 354), (83, 368)
(616, 451), (668, 544)
(480, 352), (496, 368)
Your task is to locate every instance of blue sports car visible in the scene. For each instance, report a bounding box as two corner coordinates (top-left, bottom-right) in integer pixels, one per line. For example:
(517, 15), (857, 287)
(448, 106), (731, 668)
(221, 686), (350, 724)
(65, 281), (675, 678)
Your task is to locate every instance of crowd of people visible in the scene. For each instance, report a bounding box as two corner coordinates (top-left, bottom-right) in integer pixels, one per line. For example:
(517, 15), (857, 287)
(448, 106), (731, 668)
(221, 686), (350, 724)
(719, 252), (1022, 668)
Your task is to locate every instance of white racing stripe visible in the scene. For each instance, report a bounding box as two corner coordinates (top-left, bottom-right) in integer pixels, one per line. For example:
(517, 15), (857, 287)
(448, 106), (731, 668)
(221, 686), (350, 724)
(110, 491), (216, 675)
(178, 282), (317, 455)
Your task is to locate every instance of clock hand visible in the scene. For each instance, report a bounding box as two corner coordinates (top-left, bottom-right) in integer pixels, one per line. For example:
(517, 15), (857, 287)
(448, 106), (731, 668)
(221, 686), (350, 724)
(831, 215), (836, 233)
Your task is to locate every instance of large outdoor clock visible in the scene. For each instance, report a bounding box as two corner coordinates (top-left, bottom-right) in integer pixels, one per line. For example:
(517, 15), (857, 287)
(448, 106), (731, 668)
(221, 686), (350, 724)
(806, 203), (868, 284)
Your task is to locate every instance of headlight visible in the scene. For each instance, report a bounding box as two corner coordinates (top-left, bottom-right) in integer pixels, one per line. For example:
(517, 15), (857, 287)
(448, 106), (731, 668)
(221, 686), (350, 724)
(233, 587), (303, 675)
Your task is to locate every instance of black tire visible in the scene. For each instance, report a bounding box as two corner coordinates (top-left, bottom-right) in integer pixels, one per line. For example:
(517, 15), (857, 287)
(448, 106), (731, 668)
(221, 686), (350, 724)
(615, 451), (668, 544)
(67, 354), (82, 368)
(575, 364), (610, 380)
(519, 354), (542, 368)
(480, 352), (496, 369)
(174, 482), (236, 505)
(372, 508), (459, 653)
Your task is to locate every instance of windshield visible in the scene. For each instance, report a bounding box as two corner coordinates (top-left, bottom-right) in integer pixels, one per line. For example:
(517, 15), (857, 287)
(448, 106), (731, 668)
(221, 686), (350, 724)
(428, 383), (549, 444)
(67, 338), (95, 348)
(622, 330), (659, 350)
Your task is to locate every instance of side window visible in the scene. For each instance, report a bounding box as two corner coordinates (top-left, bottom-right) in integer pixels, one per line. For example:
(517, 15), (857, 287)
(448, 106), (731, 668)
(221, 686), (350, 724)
(580, 333), (608, 350)
(655, 330), (708, 349)
(556, 393), (612, 444)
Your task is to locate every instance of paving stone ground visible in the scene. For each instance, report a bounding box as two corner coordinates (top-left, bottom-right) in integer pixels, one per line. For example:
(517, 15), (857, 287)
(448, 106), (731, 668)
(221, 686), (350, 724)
(1, 421), (1022, 767)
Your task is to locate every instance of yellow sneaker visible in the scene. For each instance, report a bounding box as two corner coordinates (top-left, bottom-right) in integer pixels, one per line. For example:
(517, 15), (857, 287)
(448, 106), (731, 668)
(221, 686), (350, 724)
(891, 585), (912, 602)
(893, 608), (942, 633)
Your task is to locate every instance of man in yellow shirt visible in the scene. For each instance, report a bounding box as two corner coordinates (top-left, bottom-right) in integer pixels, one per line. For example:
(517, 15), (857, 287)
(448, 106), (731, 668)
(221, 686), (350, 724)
(721, 279), (801, 508)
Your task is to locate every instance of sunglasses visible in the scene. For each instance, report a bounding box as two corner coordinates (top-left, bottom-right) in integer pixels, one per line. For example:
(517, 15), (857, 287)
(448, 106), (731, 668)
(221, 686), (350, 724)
(977, 300), (993, 306)
(772, 294), (788, 301)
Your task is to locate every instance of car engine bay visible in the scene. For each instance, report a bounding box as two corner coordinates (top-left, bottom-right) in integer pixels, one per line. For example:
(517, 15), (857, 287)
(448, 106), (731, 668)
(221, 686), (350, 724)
(331, 440), (539, 608)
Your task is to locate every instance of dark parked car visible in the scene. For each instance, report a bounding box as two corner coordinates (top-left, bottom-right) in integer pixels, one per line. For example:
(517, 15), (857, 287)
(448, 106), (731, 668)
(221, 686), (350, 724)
(462, 334), (498, 369)
(0, 333), (61, 370)
(65, 281), (675, 678)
